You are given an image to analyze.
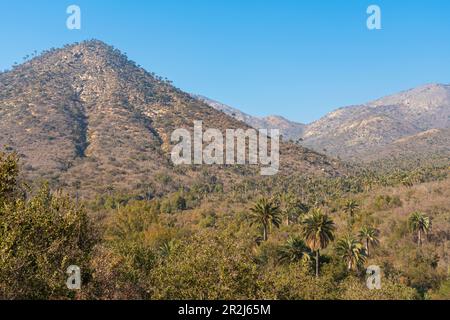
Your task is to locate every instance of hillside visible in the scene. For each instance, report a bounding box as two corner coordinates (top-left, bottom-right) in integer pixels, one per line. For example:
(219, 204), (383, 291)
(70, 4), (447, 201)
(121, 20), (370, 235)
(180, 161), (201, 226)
(363, 128), (450, 167)
(202, 84), (450, 162)
(0, 40), (343, 197)
(301, 84), (450, 160)
(1, 42), (448, 302)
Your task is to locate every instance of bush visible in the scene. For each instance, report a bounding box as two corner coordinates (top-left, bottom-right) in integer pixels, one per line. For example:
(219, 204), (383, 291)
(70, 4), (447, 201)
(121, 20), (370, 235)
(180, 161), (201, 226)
(0, 151), (21, 204)
(373, 195), (402, 210)
(0, 185), (96, 299)
(149, 231), (258, 299)
(257, 263), (339, 300)
(339, 276), (417, 300)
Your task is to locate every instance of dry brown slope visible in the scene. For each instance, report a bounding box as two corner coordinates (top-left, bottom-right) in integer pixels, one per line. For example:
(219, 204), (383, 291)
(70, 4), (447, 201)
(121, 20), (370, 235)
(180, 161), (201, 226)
(0, 40), (345, 197)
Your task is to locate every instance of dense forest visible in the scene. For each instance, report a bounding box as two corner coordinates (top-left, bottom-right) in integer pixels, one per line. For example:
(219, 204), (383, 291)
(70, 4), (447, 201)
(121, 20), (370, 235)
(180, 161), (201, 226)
(1, 150), (448, 300)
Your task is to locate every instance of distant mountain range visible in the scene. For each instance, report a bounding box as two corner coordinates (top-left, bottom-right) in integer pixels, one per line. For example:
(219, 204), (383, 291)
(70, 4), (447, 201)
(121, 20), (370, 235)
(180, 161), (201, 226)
(1, 40), (447, 198)
(192, 95), (306, 140)
(0, 40), (343, 197)
(198, 84), (450, 162)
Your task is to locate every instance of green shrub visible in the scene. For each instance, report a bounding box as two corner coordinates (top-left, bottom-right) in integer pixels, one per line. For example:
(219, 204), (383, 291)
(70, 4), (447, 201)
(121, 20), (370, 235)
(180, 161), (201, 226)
(0, 185), (96, 299)
(373, 195), (402, 210)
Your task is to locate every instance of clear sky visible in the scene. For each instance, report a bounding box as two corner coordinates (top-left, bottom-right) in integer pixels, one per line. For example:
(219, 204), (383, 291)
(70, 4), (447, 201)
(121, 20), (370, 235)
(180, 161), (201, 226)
(1, 0), (450, 123)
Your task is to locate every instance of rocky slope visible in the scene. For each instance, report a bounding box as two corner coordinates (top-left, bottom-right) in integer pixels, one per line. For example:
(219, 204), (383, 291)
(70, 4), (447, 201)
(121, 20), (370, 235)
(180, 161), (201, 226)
(194, 95), (305, 140)
(202, 84), (450, 162)
(0, 40), (343, 197)
(301, 84), (450, 160)
(362, 128), (450, 164)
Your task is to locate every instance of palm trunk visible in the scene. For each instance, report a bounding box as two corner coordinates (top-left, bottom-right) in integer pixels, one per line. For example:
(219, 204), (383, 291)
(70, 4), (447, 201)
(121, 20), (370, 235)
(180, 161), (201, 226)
(315, 250), (320, 277)
(366, 239), (370, 257)
(418, 230), (422, 247)
(263, 225), (268, 242)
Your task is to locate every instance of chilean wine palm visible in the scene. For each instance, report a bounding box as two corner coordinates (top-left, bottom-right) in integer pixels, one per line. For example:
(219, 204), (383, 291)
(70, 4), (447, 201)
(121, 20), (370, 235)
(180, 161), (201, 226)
(408, 212), (431, 247)
(343, 199), (359, 218)
(277, 192), (309, 226)
(277, 192), (295, 226)
(335, 235), (367, 271)
(278, 237), (312, 264)
(358, 226), (380, 257)
(301, 209), (335, 277)
(343, 199), (359, 230)
(249, 197), (281, 241)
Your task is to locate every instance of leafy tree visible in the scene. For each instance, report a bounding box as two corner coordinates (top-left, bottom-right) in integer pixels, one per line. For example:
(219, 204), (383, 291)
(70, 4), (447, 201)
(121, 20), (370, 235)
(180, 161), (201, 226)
(249, 198), (281, 241)
(88, 201), (170, 299)
(408, 212), (431, 247)
(335, 235), (367, 271)
(0, 152), (96, 299)
(358, 226), (380, 257)
(257, 263), (339, 300)
(0, 185), (96, 299)
(301, 209), (335, 277)
(0, 151), (21, 204)
(339, 276), (417, 300)
(149, 232), (258, 299)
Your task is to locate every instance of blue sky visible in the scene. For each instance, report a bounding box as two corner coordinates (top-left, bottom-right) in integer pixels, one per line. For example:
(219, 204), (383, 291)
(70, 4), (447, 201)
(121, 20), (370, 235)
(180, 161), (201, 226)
(1, 0), (450, 123)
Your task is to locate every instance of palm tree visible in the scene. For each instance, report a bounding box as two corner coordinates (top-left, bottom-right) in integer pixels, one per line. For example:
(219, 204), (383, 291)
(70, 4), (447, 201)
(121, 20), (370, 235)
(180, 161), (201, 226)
(343, 199), (359, 218)
(249, 197), (281, 241)
(358, 226), (380, 257)
(343, 199), (360, 230)
(277, 193), (308, 226)
(408, 212), (431, 247)
(277, 192), (295, 226)
(301, 208), (335, 277)
(278, 237), (312, 264)
(335, 235), (367, 271)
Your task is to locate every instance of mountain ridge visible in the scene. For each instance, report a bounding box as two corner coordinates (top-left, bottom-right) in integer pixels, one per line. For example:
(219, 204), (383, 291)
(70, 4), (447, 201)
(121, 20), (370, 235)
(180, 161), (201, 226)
(199, 83), (450, 162)
(0, 40), (344, 197)
(192, 94), (306, 140)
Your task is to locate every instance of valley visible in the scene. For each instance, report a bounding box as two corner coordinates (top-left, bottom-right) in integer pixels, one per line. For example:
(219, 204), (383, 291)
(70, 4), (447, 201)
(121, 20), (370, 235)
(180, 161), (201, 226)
(0, 40), (448, 300)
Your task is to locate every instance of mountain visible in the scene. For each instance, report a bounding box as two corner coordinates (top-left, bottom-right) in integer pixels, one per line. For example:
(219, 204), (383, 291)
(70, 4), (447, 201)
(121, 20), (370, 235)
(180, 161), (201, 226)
(361, 128), (450, 164)
(193, 95), (305, 140)
(0, 40), (343, 197)
(300, 84), (450, 160)
(201, 84), (450, 162)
